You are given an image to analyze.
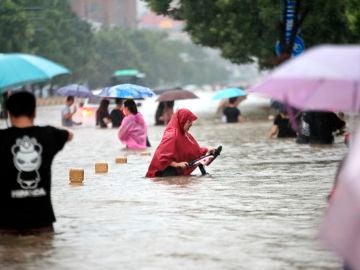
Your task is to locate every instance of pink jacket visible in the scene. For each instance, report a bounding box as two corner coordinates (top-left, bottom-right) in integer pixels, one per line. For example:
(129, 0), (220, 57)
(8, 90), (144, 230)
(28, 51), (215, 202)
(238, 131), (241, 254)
(118, 112), (147, 149)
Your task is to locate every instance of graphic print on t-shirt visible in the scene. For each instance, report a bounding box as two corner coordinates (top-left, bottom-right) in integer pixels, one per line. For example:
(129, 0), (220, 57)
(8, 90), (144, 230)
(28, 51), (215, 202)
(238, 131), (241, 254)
(11, 136), (43, 190)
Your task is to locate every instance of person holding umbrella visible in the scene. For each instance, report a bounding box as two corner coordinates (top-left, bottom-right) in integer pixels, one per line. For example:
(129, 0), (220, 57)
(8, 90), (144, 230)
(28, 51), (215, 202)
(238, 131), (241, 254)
(223, 97), (245, 123)
(61, 96), (82, 127)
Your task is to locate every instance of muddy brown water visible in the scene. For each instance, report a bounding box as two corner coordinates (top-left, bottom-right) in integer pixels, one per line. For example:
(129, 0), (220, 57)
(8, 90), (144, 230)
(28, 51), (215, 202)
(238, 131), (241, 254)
(0, 102), (346, 270)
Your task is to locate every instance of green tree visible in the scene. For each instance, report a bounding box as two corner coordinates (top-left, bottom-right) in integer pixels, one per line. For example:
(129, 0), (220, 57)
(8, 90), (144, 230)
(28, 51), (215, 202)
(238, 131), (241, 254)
(86, 28), (142, 88)
(87, 28), (230, 88)
(0, 0), (93, 84)
(28, 0), (93, 82)
(0, 0), (231, 89)
(0, 0), (33, 52)
(143, 0), (359, 67)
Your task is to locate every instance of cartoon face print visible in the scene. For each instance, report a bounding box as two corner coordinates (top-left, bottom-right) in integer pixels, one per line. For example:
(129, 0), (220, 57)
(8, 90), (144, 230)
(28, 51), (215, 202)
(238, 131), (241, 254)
(11, 136), (43, 189)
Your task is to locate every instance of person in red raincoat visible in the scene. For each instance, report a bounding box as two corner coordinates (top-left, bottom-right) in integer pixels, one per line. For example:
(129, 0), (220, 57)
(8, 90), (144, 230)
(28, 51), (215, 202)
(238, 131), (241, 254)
(146, 108), (215, 177)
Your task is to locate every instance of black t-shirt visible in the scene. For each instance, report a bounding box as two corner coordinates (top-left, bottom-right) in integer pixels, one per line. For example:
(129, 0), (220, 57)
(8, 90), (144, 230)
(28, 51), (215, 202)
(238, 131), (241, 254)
(223, 106), (240, 123)
(274, 114), (297, 138)
(0, 126), (68, 229)
(110, 109), (124, 128)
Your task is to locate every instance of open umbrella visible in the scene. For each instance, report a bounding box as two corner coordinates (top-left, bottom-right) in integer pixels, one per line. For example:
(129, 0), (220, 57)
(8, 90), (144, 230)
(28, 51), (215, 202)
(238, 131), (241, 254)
(248, 45), (360, 112)
(98, 84), (154, 99)
(156, 89), (199, 102)
(319, 126), (360, 270)
(247, 44), (360, 268)
(0, 53), (70, 92)
(56, 84), (92, 98)
(212, 87), (247, 100)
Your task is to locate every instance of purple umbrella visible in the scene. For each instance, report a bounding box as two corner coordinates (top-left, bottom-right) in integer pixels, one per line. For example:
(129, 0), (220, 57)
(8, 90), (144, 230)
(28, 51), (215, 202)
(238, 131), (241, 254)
(57, 84), (92, 98)
(249, 44), (360, 269)
(248, 45), (360, 112)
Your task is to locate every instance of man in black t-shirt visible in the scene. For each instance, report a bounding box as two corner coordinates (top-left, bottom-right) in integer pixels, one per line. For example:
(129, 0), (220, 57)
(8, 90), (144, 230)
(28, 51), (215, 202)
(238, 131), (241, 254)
(110, 98), (125, 128)
(269, 111), (297, 139)
(0, 91), (73, 235)
(223, 97), (243, 123)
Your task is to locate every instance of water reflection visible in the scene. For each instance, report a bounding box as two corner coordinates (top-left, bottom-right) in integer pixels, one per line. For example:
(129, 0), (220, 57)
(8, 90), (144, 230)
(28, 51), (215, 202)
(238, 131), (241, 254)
(0, 234), (54, 266)
(0, 105), (346, 269)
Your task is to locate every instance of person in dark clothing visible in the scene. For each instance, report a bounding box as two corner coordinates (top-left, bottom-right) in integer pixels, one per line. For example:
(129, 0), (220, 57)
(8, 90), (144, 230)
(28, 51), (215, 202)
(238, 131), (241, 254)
(304, 111), (345, 144)
(0, 91), (73, 235)
(223, 97), (243, 123)
(155, 102), (165, 125)
(269, 109), (297, 139)
(160, 101), (175, 125)
(110, 98), (125, 128)
(296, 111), (311, 144)
(96, 99), (111, 128)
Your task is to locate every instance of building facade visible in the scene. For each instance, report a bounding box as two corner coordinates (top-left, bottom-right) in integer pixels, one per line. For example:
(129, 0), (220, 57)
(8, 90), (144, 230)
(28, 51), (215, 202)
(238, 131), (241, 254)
(70, 0), (137, 29)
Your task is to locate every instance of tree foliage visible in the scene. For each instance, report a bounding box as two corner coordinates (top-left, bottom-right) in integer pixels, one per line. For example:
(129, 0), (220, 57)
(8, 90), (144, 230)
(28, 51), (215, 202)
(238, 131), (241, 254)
(143, 0), (360, 67)
(0, 0), (33, 52)
(0, 0), (230, 89)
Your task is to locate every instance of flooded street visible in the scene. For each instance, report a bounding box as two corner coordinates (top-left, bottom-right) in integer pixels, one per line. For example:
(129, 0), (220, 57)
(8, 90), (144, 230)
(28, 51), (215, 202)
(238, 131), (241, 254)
(0, 100), (346, 269)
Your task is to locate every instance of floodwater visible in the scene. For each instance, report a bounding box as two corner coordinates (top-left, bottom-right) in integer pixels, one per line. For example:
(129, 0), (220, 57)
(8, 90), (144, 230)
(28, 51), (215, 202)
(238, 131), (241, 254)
(0, 96), (347, 270)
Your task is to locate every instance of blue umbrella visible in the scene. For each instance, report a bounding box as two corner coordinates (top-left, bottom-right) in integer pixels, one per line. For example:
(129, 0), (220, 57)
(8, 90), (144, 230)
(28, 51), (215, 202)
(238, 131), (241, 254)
(212, 87), (247, 100)
(98, 84), (155, 99)
(0, 53), (70, 92)
(57, 84), (92, 98)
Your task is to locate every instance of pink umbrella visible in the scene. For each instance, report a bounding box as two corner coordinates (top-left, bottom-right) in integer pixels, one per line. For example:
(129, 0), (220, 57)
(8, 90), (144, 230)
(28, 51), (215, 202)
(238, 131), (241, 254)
(249, 44), (360, 268)
(248, 45), (360, 112)
(319, 126), (360, 270)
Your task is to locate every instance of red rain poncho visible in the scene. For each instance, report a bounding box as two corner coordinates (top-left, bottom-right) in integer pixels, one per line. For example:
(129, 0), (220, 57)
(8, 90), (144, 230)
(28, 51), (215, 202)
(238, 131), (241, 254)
(146, 109), (208, 177)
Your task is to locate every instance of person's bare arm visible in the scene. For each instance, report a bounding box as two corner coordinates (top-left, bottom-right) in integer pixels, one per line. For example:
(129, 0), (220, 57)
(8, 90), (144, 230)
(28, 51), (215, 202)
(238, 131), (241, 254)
(268, 125), (278, 139)
(67, 130), (74, 141)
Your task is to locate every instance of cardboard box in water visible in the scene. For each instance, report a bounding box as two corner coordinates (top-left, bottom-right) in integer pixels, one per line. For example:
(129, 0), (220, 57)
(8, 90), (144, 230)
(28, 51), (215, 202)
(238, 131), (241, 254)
(95, 162), (108, 173)
(115, 156), (127, 164)
(69, 168), (84, 183)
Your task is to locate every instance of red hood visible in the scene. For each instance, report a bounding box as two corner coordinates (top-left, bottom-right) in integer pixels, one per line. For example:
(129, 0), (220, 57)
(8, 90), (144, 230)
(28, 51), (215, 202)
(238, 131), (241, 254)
(146, 109), (207, 177)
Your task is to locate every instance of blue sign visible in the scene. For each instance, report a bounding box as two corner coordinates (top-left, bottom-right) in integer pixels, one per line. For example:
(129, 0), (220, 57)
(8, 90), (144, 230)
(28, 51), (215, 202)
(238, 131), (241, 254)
(275, 35), (305, 57)
(284, 0), (296, 44)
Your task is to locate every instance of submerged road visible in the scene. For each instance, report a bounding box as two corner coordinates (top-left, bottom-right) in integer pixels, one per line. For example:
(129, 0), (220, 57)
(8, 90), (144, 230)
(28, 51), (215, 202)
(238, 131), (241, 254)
(0, 97), (346, 269)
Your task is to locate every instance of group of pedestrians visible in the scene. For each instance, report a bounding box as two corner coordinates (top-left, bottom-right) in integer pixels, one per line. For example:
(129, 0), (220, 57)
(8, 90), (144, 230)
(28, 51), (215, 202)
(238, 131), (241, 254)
(95, 98), (125, 129)
(61, 96), (149, 150)
(268, 105), (346, 145)
(0, 88), (351, 270)
(1, 91), (215, 235)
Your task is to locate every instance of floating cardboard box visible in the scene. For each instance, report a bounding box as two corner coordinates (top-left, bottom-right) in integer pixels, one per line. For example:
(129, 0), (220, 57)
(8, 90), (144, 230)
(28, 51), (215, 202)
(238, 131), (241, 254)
(115, 156), (127, 164)
(69, 168), (84, 183)
(95, 162), (108, 173)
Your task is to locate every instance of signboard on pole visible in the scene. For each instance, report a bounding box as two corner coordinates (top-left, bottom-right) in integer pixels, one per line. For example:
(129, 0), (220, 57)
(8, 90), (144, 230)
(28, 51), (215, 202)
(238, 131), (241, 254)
(275, 35), (305, 57)
(275, 0), (304, 57)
